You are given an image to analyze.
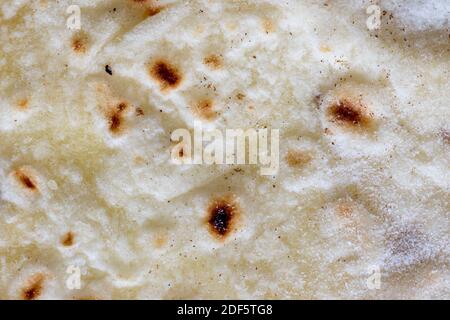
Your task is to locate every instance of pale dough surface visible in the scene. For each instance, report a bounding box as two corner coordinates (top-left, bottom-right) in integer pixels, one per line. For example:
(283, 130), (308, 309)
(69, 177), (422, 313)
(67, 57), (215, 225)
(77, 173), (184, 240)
(0, 0), (449, 299)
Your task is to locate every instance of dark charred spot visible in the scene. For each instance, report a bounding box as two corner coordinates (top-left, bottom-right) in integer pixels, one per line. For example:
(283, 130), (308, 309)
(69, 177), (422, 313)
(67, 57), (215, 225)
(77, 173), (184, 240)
(194, 99), (216, 120)
(15, 169), (37, 191)
(105, 65), (113, 75)
(327, 98), (373, 130)
(207, 196), (240, 239)
(178, 147), (184, 158)
(203, 54), (223, 69)
(21, 273), (45, 300)
(149, 60), (182, 91)
(285, 150), (312, 168)
(62, 232), (75, 246)
(71, 33), (88, 54)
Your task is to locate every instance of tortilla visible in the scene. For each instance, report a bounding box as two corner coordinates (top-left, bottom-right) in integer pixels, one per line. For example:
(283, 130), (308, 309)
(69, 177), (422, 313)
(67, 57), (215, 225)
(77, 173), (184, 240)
(0, 0), (448, 299)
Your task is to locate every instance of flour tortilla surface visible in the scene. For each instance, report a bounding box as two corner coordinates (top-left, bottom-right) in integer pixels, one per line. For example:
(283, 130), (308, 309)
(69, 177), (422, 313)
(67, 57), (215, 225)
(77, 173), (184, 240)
(0, 0), (449, 299)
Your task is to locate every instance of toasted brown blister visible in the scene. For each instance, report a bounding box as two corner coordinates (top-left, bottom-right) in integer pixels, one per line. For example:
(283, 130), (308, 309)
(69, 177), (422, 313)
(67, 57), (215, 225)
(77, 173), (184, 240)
(327, 97), (375, 132)
(108, 102), (128, 134)
(21, 273), (45, 300)
(62, 231), (75, 246)
(193, 99), (216, 120)
(71, 32), (89, 54)
(203, 54), (223, 70)
(285, 150), (312, 168)
(149, 60), (182, 91)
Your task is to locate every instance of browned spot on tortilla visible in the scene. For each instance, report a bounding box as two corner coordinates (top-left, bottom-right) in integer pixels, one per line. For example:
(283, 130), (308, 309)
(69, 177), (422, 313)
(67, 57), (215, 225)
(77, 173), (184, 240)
(147, 6), (163, 16)
(71, 33), (88, 54)
(134, 156), (146, 165)
(149, 60), (182, 91)
(320, 44), (331, 52)
(130, 0), (164, 16)
(62, 232), (75, 246)
(285, 150), (312, 168)
(337, 202), (353, 218)
(178, 147), (185, 158)
(327, 97), (374, 131)
(108, 102), (128, 133)
(14, 169), (38, 191)
(17, 99), (29, 110)
(21, 273), (45, 300)
(203, 54), (222, 69)
(206, 195), (240, 240)
(262, 19), (275, 33)
(135, 107), (145, 116)
(154, 234), (167, 248)
(236, 93), (246, 100)
(193, 99), (216, 120)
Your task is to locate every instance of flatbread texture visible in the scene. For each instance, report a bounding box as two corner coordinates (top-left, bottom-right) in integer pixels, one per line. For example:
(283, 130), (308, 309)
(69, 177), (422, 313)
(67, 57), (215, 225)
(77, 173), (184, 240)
(0, 0), (448, 299)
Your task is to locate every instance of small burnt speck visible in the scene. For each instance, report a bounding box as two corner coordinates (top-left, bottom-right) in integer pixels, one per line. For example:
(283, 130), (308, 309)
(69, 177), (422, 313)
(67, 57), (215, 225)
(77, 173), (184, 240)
(105, 65), (113, 75)
(21, 273), (45, 300)
(15, 169), (37, 191)
(327, 97), (374, 130)
(149, 60), (182, 91)
(206, 196), (240, 239)
(62, 232), (75, 246)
